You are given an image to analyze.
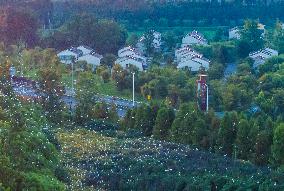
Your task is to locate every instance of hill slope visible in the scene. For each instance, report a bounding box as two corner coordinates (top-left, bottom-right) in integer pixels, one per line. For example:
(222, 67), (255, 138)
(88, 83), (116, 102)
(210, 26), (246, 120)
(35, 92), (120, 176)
(56, 125), (284, 191)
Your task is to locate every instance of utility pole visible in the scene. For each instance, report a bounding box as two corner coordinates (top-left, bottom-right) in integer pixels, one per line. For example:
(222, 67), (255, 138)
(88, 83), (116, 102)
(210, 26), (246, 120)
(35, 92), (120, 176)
(132, 72), (135, 107)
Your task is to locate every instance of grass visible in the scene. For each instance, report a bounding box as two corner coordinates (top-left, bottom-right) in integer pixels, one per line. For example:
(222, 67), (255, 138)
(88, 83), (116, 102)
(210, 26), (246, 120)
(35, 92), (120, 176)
(128, 26), (229, 40)
(22, 64), (146, 102)
(62, 69), (146, 101)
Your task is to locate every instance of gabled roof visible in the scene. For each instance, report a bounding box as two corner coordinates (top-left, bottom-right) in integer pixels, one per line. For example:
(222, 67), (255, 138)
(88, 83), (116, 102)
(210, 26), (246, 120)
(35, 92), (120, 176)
(184, 30), (207, 43)
(77, 45), (93, 55)
(90, 51), (103, 59)
(249, 47), (278, 57)
(119, 46), (143, 57)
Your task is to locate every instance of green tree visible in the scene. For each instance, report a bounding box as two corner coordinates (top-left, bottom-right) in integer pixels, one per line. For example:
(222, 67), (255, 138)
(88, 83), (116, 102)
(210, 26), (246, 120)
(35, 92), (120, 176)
(254, 130), (272, 165)
(240, 20), (264, 52)
(208, 63), (225, 80)
(163, 31), (177, 51)
(143, 30), (155, 55)
(126, 34), (139, 47)
(75, 71), (99, 124)
(170, 103), (199, 145)
(271, 123), (284, 166)
(212, 45), (229, 64)
(235, 119), (257, 160)
(111, 64), (134, 90)
(272, 21), (284, 54)
(38, 65), (64, 123)
(216, 112), (238, 156)
(134, 104), (156, 136)
(0, 7), (39, 47)
(101, 54), (116, 68)
(121, 109), (136, 130)
(153, 106), (175, 140)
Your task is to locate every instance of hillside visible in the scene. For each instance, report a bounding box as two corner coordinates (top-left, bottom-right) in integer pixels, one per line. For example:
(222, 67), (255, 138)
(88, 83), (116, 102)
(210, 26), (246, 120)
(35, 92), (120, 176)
(56, 123), (284, 191)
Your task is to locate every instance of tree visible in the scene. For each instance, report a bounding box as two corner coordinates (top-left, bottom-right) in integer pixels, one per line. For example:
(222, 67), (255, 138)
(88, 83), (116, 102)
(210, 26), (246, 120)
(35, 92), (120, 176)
(208, 63), (225, 80)
(0, 7), (39, 47)
(212, 45), (229, 64)
(141, 77), (168, 99)
(143, 30), (155, 55)
(240, 20), (264, 52)
(0, 103), (65, 190)
(134, 104), (156, 136)
(236, 40), (251, 58)
(38, 65), (64, 123)
(235, 119), (257, 160)
(271, 123), (284, 166)
(100, 54), (117, 68)
(163, 31), (177, 51)
(170, 102), (210, 148)
(93, 20), (128, 54)
(96, 66), (111, 83)
(93, 102), (109, 120)
(121, 109), (136, 130)
(153, 106), (175, 140)
(216, 112), (238, 156)
(75, 71), (99, 124)
(126, 34), (139, 47)
(45, 13), (127, 54)
(111, 64), (137, 90)
(272, 21), (284, 54)
(254, 130), (272, 165)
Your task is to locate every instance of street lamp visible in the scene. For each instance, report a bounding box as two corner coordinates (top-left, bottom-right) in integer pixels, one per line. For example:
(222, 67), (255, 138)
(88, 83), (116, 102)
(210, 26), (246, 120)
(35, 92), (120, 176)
(71, 60), (74, 94)
(132, 72), (135, 107)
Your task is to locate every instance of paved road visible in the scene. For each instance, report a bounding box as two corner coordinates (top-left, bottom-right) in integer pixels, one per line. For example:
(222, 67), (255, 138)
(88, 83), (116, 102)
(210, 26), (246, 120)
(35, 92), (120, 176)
(12, 84), (140, 117)
(224, 63), (237, 79)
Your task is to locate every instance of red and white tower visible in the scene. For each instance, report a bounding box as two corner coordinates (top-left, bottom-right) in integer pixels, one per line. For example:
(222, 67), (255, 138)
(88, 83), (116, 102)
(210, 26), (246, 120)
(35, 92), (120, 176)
(196, 74), (208, 112)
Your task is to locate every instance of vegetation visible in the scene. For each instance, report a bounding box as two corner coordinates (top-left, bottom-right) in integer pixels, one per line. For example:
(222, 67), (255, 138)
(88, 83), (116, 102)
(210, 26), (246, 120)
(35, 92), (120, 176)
(0, 1), (284, 190)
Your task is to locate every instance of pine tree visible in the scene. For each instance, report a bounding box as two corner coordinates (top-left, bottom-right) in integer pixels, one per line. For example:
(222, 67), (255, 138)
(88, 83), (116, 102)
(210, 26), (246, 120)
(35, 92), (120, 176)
(134, 104), (156, 136)
(235, 119), (257, 160)
(216, 112), (238, 156)
(153, 106), (175, 140)
(271, 123), (284, 166)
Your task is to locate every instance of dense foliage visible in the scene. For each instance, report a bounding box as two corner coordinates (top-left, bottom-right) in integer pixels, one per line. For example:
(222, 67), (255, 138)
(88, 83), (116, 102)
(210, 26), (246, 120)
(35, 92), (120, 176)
(0, 1), (284, 190)
(0, 84), (65, 190)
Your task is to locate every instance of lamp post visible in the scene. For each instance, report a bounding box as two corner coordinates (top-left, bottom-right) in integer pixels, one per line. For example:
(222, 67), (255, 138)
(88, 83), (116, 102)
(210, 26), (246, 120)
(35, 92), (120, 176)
(71, 60), (74, 94)
(132, 72), (135, 107)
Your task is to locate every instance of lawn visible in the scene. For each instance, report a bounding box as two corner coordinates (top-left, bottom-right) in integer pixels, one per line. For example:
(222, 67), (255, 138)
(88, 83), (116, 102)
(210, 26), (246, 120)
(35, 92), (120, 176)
(62, 70), (146, 101)
(128, 26), (229, 41)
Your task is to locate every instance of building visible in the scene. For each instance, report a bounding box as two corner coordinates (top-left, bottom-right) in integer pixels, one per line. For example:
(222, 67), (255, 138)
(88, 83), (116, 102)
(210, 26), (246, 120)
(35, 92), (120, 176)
(118, 46), (147, 62)
(116, 46), (147, 71)
(152, 31), (162, 49)
(137, 30), (162, 53)
(78, 51), (103, 70)
(77, 45), (93, 56)
(229, 27), (241, 39)
(177, 56), (210, 72)
(182, 31), (208, 47)
(175, 46), (203, 62)
(58, 46), (103, 69)
(249, 48), (278, 68)
(57, 47), (83, 64)
(116, 56), (147, 71)
(175, 46), (210, 72)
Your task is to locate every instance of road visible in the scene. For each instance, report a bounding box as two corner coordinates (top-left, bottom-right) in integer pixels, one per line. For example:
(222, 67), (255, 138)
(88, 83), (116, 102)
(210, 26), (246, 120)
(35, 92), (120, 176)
(12, 83), (140, 118)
